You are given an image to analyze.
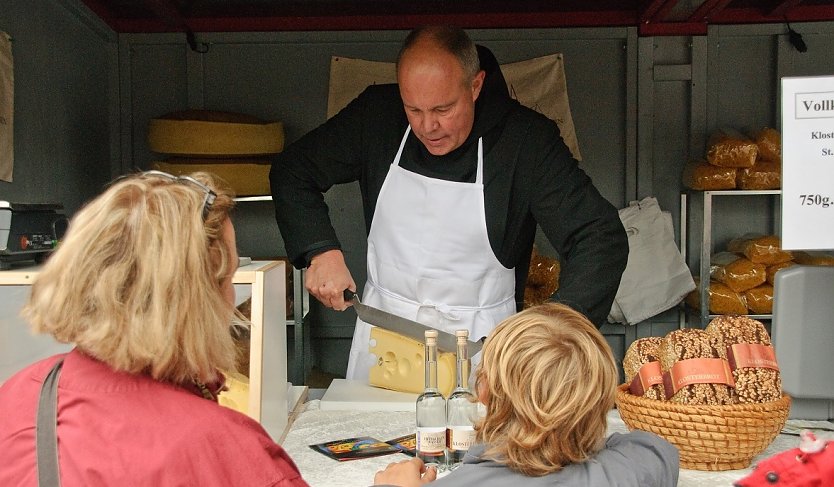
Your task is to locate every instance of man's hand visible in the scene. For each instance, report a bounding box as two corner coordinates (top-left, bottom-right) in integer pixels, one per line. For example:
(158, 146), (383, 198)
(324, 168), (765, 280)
(306, 249), (356, 311)
(373, 458), (437, 486)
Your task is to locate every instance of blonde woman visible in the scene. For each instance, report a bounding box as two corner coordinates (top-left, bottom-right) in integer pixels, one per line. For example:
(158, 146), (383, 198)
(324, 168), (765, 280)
(374, 303), (678, 486)
(0, 171), (309, 487)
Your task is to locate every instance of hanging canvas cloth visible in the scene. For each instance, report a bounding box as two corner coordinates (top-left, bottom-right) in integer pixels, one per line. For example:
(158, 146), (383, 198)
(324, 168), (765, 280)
(326, 52), (582, 160)
(608, 197), (696, 325)
(0, 32), (12, 182)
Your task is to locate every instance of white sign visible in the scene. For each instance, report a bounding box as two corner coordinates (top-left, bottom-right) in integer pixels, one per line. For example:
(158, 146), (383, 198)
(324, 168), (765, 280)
(780, 76), (834, 250)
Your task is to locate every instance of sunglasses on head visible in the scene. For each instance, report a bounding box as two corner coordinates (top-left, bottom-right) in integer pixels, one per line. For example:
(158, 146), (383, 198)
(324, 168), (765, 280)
(113, 170), (217, 220)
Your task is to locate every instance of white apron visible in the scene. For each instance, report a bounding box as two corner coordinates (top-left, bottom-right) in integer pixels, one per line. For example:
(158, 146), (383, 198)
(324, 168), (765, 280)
(346, 127), (516, 380)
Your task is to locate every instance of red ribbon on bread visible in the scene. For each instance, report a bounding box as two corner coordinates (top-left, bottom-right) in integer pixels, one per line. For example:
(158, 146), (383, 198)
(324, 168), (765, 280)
(662, 358), (735, 400)
(628, 361), (663, 396)
(727, 343), (779, 371)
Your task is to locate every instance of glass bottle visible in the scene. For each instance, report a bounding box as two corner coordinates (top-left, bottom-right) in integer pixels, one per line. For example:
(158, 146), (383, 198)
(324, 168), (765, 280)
(445, 329), (478, 469)
(415, 329), (447, 470)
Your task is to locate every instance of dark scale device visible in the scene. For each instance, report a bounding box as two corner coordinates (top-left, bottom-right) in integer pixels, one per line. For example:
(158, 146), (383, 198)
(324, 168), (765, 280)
(0, 201), (68, 270)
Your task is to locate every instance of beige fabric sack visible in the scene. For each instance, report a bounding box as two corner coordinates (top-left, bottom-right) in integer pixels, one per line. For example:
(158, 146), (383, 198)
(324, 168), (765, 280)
(608, 197), (695, 325)
(327, 53), (582, 160)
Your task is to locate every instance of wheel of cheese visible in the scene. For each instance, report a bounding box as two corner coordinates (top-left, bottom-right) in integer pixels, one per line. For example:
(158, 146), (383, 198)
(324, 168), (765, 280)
(153, 158), (271, 197)
(148, 110), (284, 157)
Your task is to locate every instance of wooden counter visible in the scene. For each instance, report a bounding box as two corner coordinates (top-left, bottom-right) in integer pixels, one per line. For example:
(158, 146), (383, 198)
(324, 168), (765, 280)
(0, 260), (290, 439)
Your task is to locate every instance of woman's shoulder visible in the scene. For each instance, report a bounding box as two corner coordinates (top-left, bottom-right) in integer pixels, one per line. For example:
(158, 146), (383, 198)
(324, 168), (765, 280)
(0, 353), (66, 392)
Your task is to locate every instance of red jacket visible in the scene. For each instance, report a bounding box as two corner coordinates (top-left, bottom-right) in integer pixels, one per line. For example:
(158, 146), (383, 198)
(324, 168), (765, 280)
(0, 349), (309, 487)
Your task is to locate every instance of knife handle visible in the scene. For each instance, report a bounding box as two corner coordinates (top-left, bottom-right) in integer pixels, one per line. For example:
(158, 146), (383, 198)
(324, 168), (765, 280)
(343, 289), (357, 302)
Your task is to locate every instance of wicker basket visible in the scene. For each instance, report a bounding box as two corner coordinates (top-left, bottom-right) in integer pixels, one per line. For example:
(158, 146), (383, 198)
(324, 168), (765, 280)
(615, 384), (791, 471)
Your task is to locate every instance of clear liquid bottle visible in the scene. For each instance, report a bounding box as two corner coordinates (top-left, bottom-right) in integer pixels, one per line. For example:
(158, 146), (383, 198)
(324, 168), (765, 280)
(446, 329), (478, 469)
(415, 329), (447, 470)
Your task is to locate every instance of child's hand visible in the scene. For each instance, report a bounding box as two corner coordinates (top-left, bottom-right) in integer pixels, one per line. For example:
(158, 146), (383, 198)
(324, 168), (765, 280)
(373, 457), (438, 486)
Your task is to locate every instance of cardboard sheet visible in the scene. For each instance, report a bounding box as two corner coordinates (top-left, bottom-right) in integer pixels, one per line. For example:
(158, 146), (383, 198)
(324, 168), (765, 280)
(327, 52), (582, 160)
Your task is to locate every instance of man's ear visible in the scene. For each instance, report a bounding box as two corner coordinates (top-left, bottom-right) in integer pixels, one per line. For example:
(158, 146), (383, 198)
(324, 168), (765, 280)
(471, 70), (486, 102)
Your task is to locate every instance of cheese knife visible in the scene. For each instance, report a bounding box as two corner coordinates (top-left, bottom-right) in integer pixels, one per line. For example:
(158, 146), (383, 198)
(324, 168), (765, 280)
(344, 289), (483, 355)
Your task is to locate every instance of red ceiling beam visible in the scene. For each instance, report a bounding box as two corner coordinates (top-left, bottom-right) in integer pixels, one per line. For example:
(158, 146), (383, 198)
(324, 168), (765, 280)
(78, 0), (119, 24)
(142, 0), (190, 31)
(710, 5), (834, 23)
(648, 0), (681, 23)
(82, 1), (834, 36)
(639, 21), (707, 36)
(640, 0), (672, 22)
(769, 0), (805, 19)
(688, 0), (734, 23)
(104, 10), (639, 33)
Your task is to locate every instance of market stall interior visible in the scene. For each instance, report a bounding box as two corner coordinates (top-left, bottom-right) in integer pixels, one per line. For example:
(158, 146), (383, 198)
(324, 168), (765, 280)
(4, 0), (834, 426)
(4, 0), (834, 484)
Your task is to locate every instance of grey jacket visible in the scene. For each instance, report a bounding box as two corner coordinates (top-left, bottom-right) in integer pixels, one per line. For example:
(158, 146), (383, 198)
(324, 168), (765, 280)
(433, 431), (679, 487)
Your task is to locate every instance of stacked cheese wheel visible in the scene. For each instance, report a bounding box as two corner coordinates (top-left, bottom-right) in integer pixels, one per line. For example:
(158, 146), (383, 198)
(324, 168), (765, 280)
(147, 109), (284, 196)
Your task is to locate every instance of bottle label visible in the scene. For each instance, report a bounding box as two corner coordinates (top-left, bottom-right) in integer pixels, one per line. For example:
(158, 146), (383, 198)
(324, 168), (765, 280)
(447, 426), (475, 451)
(416, 427), (446, 454)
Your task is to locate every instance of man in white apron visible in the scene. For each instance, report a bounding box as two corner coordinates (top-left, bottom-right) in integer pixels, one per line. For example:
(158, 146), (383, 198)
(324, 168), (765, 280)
(345, 127), (516, 379)
(342, 28), (515, 379)
(271, 26), (629, 382)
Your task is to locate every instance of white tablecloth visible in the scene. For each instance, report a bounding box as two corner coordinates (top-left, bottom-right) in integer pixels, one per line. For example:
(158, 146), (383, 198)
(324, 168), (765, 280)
(281, 400), (834, 487)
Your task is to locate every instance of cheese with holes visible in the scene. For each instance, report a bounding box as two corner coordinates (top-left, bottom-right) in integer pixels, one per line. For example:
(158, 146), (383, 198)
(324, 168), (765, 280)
(217, 371), (250, 415)
(369, 327), (455, 397)
(153, 159), (271, 196)
(147, 110), (284, 157)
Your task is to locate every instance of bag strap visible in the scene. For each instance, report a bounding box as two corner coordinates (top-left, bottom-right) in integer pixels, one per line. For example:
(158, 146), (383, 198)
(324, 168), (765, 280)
(36, 358), (64, 487)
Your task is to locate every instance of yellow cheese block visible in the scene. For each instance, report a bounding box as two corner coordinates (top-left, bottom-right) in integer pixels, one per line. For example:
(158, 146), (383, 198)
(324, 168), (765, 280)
(148, 110), (285, 157)
(153, 159), (270, 196)
(369, 327), (455, 397)
(218, 371), (250, 415)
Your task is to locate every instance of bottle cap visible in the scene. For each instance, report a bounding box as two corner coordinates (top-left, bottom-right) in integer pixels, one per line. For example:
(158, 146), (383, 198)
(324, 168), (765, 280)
(424, 329), (438, 345)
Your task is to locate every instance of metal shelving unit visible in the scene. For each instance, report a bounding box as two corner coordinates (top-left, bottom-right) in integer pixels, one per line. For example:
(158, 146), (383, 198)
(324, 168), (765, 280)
(680, 189), (782, 327)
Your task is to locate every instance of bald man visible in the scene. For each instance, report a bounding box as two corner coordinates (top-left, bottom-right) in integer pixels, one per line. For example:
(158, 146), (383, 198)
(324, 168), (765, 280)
(270, 26), (628, 380)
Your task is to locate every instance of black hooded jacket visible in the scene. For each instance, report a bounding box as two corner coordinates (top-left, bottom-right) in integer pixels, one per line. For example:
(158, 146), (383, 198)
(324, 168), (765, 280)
(270, 46), (628, 327)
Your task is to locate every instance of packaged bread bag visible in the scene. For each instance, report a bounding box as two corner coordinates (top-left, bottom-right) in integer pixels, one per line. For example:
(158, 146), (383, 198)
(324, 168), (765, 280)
(750, 127), (781, 163)
(727, 234), (793, 266)
(766, 261), (795, 285)
(736, 160), (781, 190)
(792, 251), (834, 266)
(685, 278), (748, 315)
(705, 316), (782, 403)
(710, 252), (767, 293)
(744, 285), (774, 314)
(682, 160), (737, 190)
(623, 337), (665, 400)
(707, 128), (758, 168)
(659, 328), (736, 405)
(523, 245), (560, 308)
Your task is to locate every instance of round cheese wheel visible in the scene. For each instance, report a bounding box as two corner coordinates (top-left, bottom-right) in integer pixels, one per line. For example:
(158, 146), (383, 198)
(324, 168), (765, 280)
(153, 158), (271, 197)
(148, 110), (284, 157)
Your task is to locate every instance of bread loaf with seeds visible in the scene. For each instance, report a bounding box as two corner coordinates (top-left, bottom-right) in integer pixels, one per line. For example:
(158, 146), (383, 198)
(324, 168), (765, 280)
(623, 337), (665, 400)
(705, 316), (782, 403)
(658, 328), (736, 405)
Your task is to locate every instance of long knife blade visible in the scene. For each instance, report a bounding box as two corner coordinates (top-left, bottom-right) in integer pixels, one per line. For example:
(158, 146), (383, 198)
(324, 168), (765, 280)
(344, 290), (482, 355)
